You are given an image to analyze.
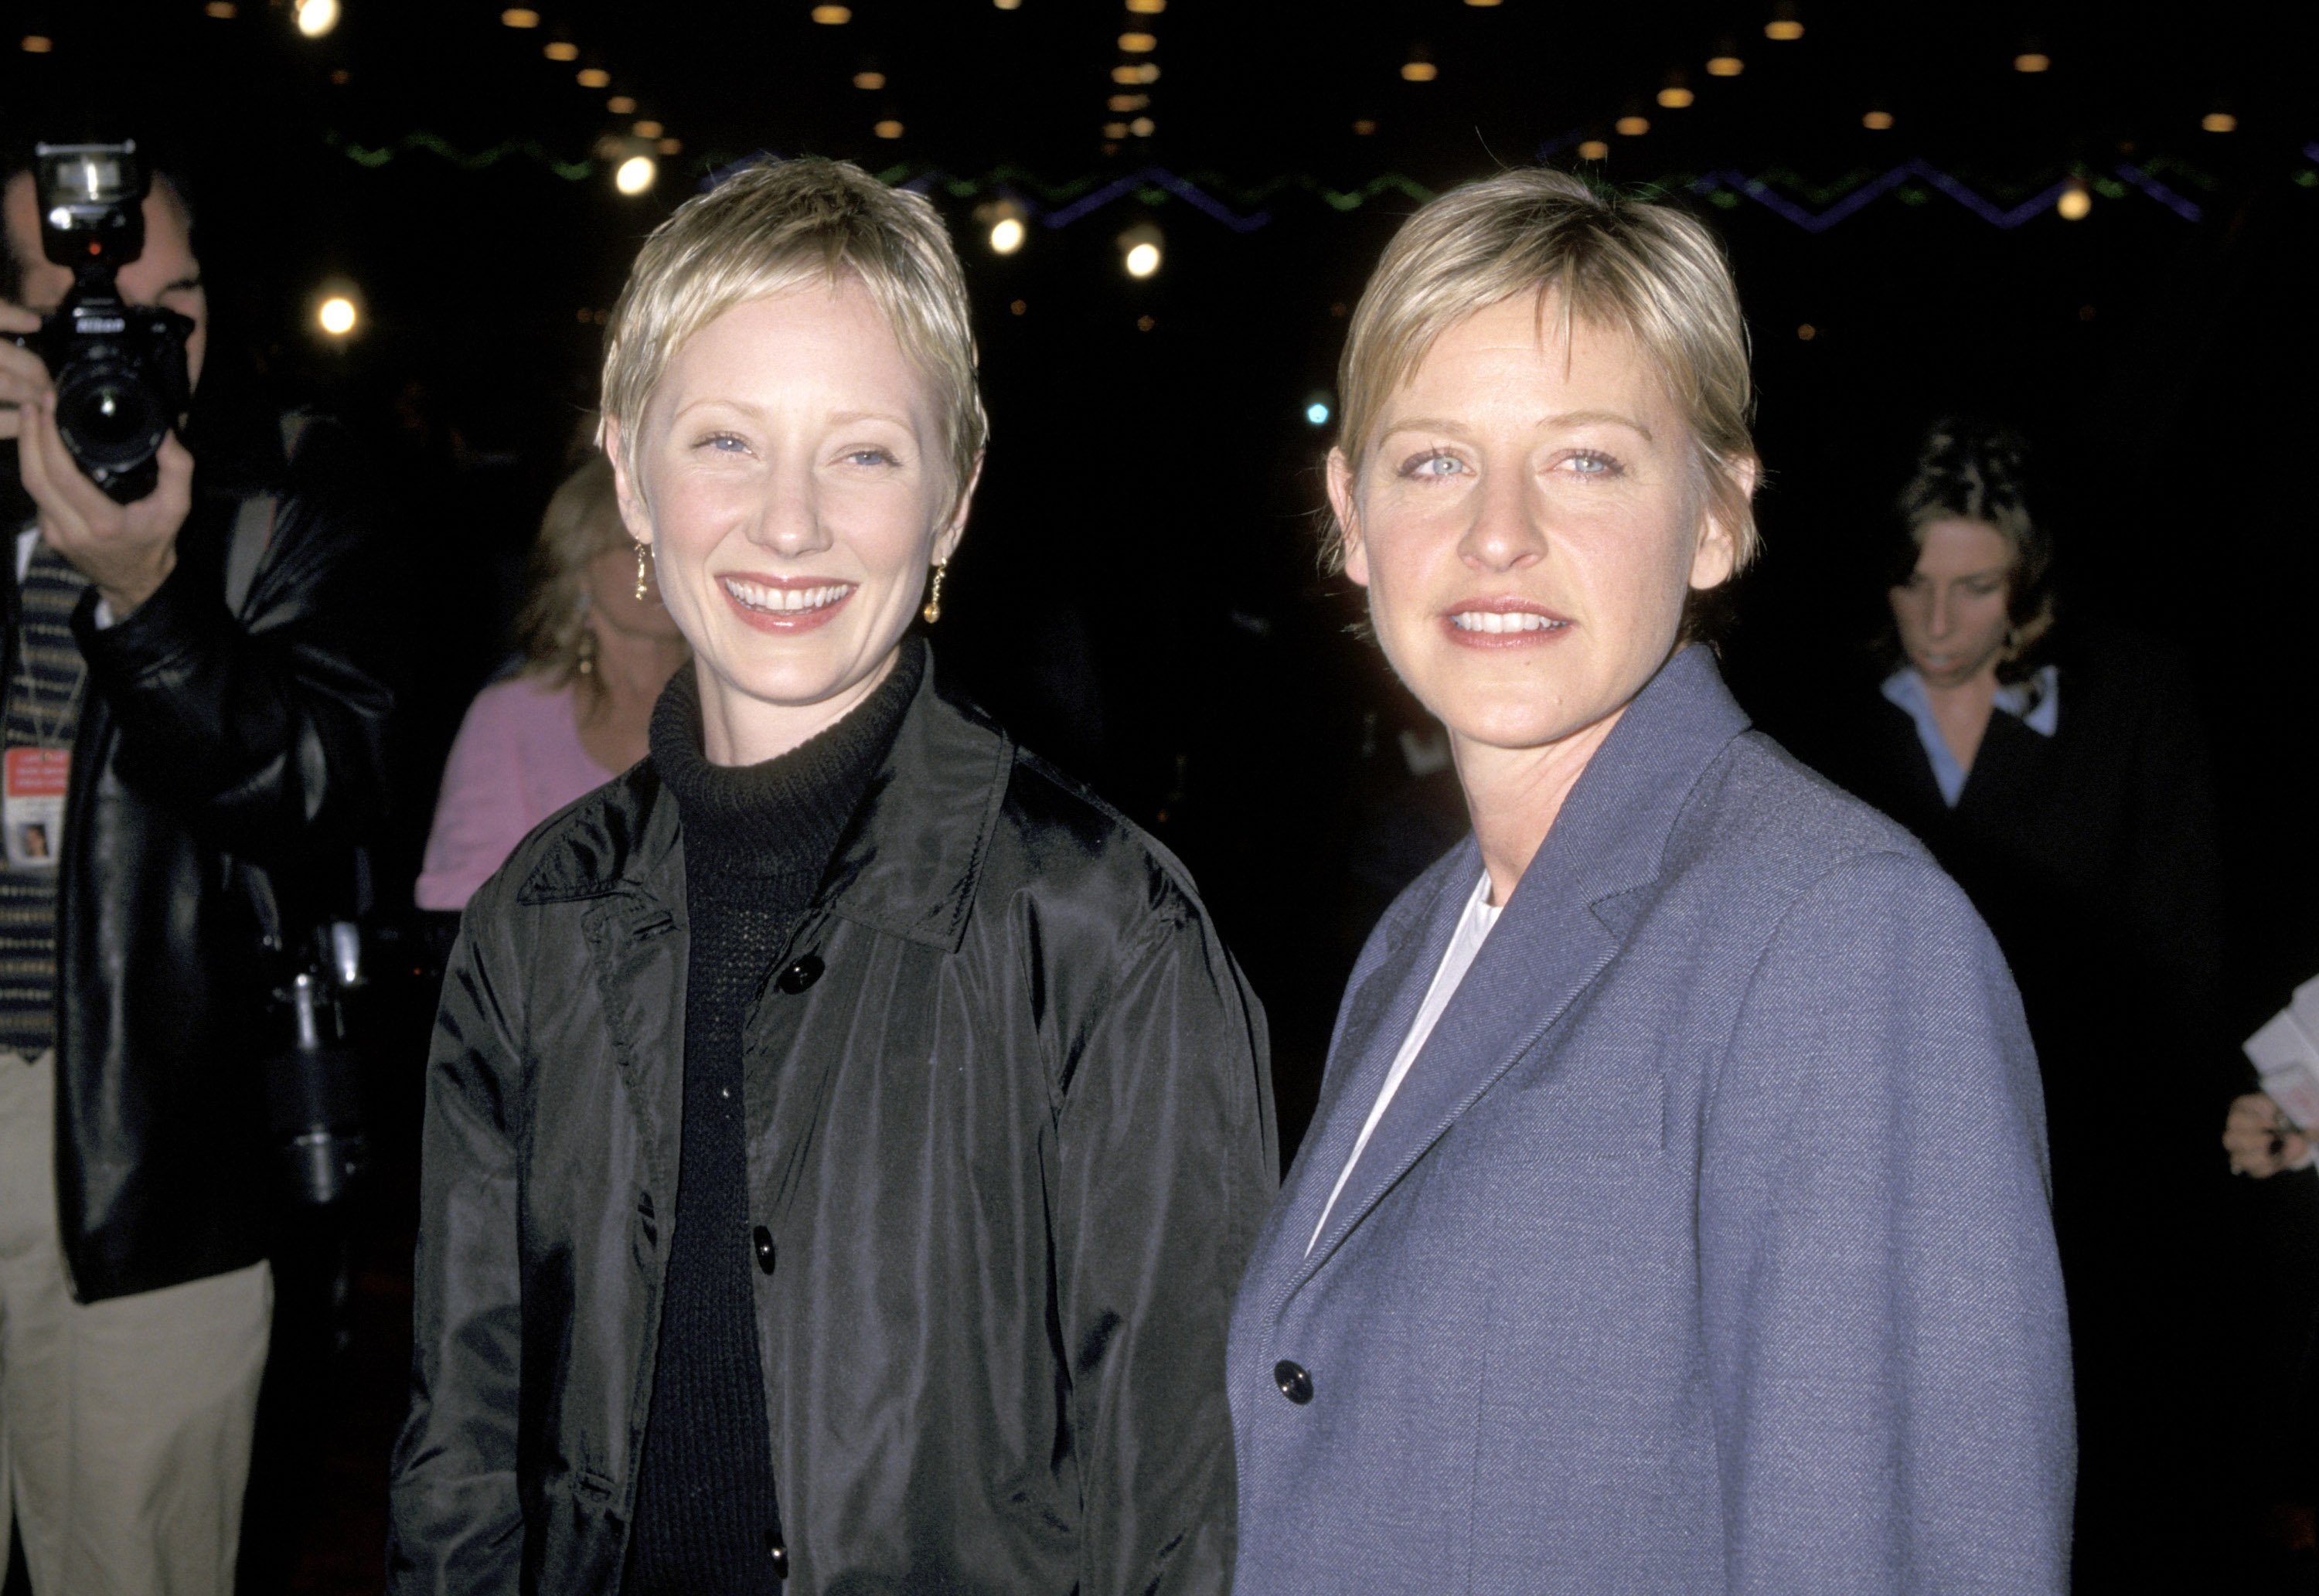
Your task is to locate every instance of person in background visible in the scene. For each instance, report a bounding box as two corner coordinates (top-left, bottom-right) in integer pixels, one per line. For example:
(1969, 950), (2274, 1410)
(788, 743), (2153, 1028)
(414, 453), (686, 911)
(387, 155), (1274, 1594)
(1805, 418), (2230, 1586)
(0, 142), (392, 1595)
(1227, 168), (2071, 1594)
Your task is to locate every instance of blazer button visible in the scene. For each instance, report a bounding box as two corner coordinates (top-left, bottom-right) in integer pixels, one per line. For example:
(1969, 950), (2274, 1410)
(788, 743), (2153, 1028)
(752, 1225), (777, 1275)
(765, 1531), (788, 1576)
(775, 953), (823, 994)
(1273, 1359), (1313, 1405)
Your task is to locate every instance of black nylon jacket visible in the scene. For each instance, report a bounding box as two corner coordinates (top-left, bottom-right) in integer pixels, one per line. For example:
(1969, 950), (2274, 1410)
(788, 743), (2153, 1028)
(0, 421), (393, 1302)
(386, 657), (1278, 1596)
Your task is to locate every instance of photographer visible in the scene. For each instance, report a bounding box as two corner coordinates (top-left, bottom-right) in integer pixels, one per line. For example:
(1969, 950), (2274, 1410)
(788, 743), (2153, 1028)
(0, 141), (392, 1595)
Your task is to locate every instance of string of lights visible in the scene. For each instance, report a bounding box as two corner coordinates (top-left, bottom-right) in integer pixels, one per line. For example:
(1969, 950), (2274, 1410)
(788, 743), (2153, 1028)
(16, 5), (2293, 241)
(331, 135), (2287, 237)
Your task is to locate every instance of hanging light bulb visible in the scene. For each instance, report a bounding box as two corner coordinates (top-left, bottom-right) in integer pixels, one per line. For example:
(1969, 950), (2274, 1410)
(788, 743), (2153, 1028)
(2055, 178), (2091, 221)
(615, 154), (658, 196)
(295, 0), (339, 37)
(1118, 222), (1164, 280)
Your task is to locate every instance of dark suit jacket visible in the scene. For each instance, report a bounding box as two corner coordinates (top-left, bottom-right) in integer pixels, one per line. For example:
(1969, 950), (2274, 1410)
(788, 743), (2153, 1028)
(1805, 635), (2230, 1151)
(1228, 647), (2073, 1594)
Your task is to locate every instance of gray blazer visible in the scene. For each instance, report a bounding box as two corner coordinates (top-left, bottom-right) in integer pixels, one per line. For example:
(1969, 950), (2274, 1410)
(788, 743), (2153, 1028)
(1229, 647), (2073, 1594)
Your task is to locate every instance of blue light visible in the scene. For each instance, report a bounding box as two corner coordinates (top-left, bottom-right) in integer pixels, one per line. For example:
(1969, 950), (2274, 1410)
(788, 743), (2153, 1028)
(1305, 401), (1330, 426)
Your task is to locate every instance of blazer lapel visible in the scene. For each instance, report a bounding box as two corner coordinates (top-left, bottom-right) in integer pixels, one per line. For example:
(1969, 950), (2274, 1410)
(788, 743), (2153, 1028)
(1265, 845), (1479, 1271)
(1284, 646), (1752, 1291)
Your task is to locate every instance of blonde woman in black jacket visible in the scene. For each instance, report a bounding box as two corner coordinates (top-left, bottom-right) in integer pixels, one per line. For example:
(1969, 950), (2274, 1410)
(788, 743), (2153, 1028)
(386, 157), (1275, 1596)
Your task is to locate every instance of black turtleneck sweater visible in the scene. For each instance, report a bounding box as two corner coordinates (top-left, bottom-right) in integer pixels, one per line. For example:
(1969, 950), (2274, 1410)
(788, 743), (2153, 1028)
(623, 641), (925, 1594)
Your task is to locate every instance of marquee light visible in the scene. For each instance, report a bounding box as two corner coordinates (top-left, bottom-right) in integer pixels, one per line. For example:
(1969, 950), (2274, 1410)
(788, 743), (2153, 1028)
(1119, 222), (1164, 279)
(615, 155), (657, 195)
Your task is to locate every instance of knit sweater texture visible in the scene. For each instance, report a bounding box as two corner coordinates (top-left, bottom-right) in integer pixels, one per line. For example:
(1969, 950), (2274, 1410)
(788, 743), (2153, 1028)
(623, 641), (925, 1594)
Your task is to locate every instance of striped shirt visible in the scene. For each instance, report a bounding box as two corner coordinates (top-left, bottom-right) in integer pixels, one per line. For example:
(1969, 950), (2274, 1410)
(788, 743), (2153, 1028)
(0, 538), (92, 1053)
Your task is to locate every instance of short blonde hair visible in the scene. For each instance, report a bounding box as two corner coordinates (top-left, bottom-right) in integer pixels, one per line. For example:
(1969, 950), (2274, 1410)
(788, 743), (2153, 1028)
(598, 156), (986, 509)
(513, 454), (630, 689)
(1327, 168), (1759, 581)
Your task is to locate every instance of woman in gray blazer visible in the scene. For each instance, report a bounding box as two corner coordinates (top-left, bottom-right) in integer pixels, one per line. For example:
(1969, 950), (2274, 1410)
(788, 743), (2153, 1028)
(1228, 168), (2075, 1594)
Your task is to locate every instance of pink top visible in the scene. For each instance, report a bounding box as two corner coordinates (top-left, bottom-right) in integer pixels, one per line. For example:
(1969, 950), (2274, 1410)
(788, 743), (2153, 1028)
(414, 674), (620, 911)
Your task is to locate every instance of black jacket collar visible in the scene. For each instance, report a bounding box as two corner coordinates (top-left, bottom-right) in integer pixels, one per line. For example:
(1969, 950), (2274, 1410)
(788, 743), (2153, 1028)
(517, 648), (1013, 953)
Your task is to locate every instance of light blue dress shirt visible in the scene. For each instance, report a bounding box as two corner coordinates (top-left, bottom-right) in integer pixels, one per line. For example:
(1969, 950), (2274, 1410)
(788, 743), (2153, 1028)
(1881, 663), (2060, 806)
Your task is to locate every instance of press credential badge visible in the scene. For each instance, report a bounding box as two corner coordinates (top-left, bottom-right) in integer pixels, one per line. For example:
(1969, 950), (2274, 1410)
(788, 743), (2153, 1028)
(4, 746), (69, 870)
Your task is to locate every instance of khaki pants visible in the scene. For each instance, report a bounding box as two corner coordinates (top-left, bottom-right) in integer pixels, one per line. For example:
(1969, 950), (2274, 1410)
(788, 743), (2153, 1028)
(0, 1049), (271, 1596)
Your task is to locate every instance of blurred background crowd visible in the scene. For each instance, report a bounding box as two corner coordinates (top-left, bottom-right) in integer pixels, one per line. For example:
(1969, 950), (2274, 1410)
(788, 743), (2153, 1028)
(2, 0), (2315, 1589)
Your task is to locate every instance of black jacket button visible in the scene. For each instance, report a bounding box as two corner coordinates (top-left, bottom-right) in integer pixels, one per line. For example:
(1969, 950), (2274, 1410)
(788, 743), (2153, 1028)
(753, 1226), (776, 1275)
(775, 954), (823, 994)
(1274, 1359), (1313, 1404)
(765, 1532), (788, 1575)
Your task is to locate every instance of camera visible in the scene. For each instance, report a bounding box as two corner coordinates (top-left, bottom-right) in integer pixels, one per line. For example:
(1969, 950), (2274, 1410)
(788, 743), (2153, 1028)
(4, 141), (192, 504)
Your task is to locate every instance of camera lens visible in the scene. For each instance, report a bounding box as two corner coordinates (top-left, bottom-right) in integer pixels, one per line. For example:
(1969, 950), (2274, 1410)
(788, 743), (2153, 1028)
(56, 360), (169, 472)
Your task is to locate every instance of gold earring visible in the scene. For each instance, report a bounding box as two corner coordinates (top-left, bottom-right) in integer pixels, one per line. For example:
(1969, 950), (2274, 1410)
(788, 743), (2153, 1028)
(633, 540), (651, 602)
(921, 560), (948, 624)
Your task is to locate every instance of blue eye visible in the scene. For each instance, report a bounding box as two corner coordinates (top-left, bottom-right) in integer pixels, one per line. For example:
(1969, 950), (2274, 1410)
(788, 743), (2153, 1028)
(844, 447), (897, 467)
(1566, 451), (1621, 477)
(1402, 451), (1465, 478)
(699, 433), (747, 453)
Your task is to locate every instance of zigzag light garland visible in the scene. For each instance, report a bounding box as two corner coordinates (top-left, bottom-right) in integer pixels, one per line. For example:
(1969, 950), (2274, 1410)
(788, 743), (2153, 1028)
(329, 131), (2314, 234)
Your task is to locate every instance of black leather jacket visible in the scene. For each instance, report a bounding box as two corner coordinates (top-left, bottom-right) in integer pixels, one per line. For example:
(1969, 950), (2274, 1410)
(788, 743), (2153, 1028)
(387, 658), (1277, 1596)
(0, 420), (394, 1302)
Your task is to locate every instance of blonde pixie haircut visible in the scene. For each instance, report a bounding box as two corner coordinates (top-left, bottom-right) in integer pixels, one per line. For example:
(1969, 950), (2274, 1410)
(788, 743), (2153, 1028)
(598, 156), (987, 509)
(1327, 167), (1759, 580)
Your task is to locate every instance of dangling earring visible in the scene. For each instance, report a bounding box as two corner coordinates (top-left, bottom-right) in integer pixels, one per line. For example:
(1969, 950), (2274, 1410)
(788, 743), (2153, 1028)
(921, 560), (948, 625)
(633, 540), (652, 602)
(575, 624), (599, 677)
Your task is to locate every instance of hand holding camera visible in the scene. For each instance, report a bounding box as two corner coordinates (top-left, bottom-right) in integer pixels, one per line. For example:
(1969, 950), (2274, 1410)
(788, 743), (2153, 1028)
(2, 141), (201, 615)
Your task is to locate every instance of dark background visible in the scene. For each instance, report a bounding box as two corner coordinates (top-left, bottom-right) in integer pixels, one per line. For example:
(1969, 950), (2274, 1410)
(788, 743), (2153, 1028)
(5, 1), (2318, 1589)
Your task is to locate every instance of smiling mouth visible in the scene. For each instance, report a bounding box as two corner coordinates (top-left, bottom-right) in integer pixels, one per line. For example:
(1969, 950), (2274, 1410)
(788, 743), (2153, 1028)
(721, 577), (854, 614)
(1449, 611), (1569, 635)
